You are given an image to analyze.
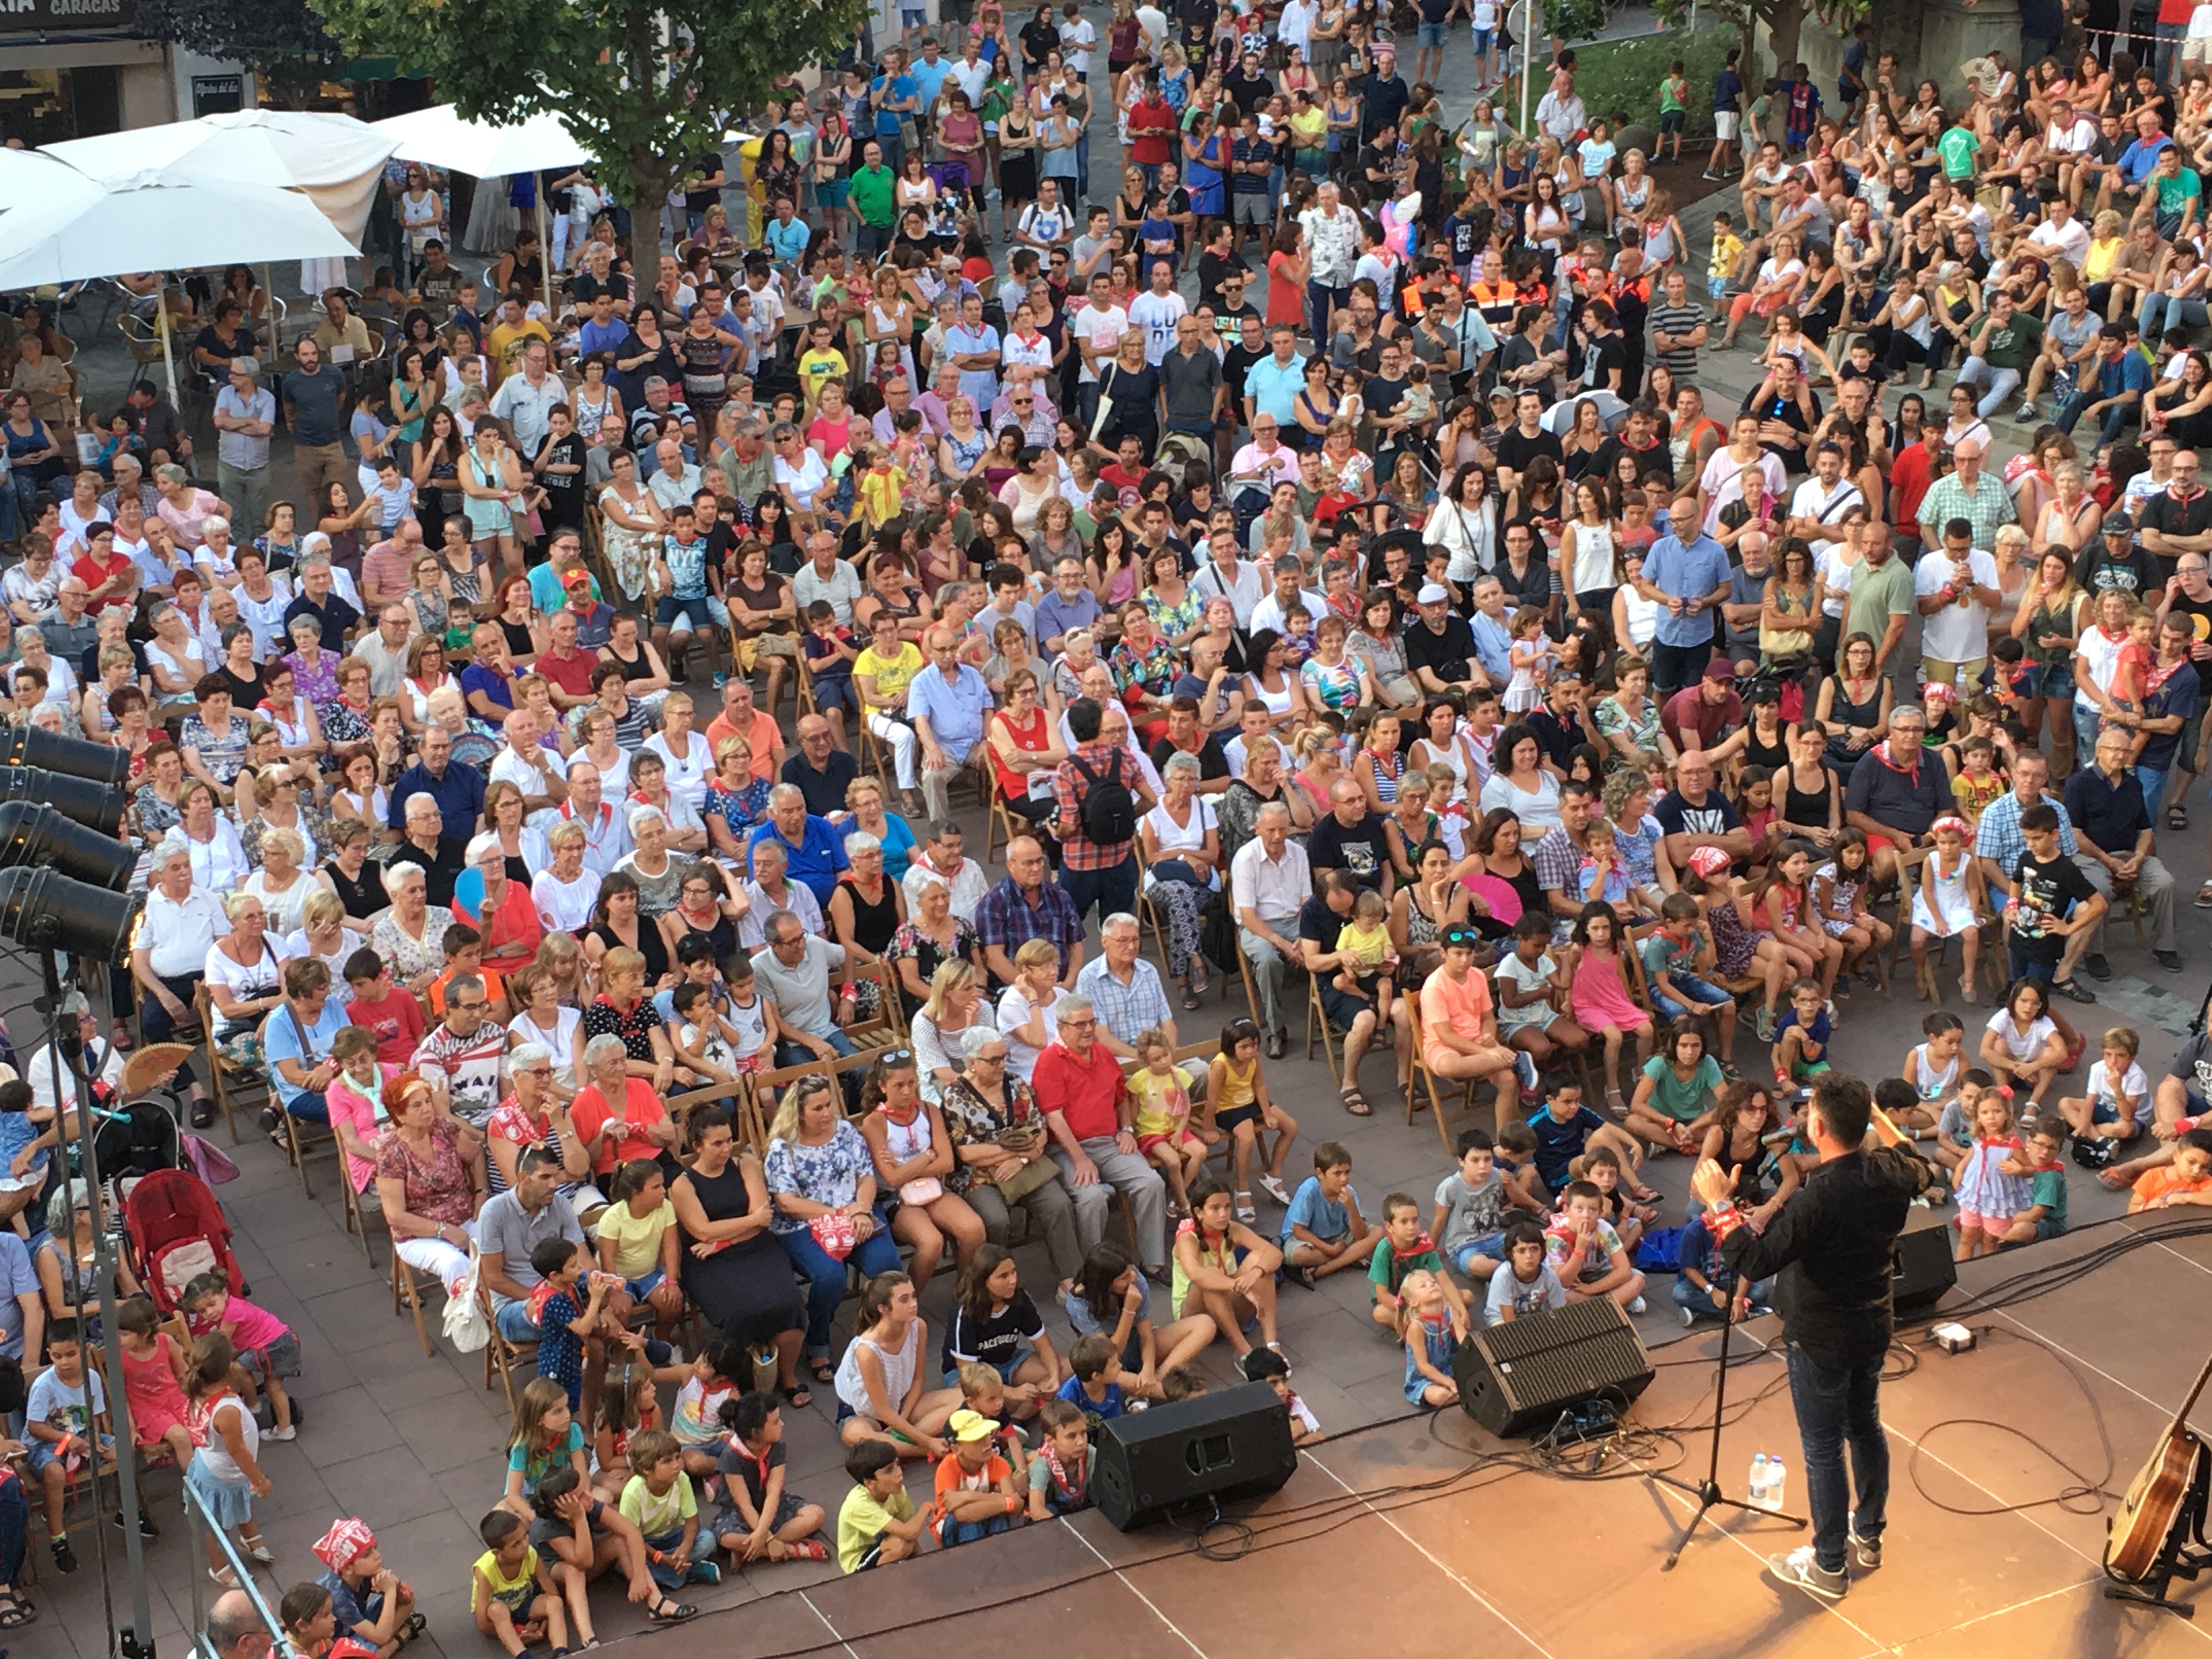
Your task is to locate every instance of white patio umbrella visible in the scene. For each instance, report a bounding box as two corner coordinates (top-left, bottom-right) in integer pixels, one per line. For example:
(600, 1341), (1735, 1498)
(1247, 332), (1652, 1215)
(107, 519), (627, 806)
(373, 104), (596, 269)
(0, 153), (356, 400)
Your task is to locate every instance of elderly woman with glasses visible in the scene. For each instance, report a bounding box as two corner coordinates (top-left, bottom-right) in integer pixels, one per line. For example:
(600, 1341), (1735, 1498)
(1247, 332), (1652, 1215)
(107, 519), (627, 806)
(939, 1023), (1085, 1295)
(464, 831), (545, 976)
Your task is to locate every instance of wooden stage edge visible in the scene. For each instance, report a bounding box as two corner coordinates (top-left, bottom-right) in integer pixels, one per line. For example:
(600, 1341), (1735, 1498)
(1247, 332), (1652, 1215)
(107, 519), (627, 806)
(612, 1212), (2212, 1659)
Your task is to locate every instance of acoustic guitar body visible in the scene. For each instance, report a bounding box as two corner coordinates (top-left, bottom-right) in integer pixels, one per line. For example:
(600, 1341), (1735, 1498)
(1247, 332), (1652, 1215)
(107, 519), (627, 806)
(2110, 1431), (2207, 1583)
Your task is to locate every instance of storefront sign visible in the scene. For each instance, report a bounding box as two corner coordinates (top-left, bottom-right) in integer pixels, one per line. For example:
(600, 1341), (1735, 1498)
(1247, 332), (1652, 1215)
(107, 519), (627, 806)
(0, 0), (137, 32)
(192, 74), (244, 115)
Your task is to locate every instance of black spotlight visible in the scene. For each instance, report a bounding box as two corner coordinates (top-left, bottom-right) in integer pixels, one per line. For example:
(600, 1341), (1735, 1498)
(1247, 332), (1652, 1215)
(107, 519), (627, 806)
(0, 867), (143, 963)
(0, 768), (129, 838)
(0, 726), (129, 787)
(0, 802), (137, 892)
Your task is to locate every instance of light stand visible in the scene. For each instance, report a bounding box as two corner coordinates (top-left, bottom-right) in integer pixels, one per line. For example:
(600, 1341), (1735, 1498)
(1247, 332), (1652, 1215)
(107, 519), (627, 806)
(1644, 1299), (1804, 1568)
(38, 932), (156, 1659)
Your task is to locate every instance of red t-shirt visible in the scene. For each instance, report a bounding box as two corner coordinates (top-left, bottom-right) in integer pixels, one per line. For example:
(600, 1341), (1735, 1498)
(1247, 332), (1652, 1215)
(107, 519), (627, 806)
(347, 985), (427, 1066)
(1030, 1040), (1128, 1143)
(72, 551), (134, 613)
(1129, 99), (1175, 166)
(569, 1076), (670, 1175)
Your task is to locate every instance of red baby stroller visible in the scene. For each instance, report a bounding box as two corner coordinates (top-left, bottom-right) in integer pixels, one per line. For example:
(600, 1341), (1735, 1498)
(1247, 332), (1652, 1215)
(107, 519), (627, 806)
(121, 1167), (245, 1316)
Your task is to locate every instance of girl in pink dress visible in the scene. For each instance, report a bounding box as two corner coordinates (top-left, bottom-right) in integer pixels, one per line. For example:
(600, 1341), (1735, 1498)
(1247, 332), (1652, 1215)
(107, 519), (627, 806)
(1561, 901), (1651, 1112)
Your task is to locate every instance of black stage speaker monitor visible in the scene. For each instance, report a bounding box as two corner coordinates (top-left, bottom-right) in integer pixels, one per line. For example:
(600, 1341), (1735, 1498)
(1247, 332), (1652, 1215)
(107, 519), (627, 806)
(1453, 1297), (1655, 1438)
(1093, 1381), (1298, 1531)
(1892, 1220), (1958, 1318)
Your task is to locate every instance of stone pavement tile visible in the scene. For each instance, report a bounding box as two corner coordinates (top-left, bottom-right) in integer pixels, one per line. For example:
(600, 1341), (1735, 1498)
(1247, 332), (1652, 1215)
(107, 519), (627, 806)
(316, 1448), (452, 1530)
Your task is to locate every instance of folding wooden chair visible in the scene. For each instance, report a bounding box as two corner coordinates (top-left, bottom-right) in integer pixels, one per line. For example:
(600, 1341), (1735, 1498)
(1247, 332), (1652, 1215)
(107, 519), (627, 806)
(336, 1163), (380, 1267)
(392, 1249), (443, 1357)
(1404, 1001), (1476, 1158)
(484, 1284), (542, 1410)
(1304, 973), (1344, 1085)
(193, 984), (259, 1147)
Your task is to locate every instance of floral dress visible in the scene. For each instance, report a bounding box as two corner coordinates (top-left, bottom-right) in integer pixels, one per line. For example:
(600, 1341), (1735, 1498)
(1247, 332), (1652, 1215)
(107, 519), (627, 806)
(938, 1074), (1048, 1198)
(373, 1119), (475, 1225)
(1109, 638), (1181, 703)
(597, 484), (659, 603)
(762, 1120), (876, 1234)
(284, 648), (343, 706)
(703, 778), (773, 848)
(1143, 587), (1202, 642)
(1593, 696), (1661, 771)
(883, 917), (980, 1016)
(1706, 895), (1756, 978)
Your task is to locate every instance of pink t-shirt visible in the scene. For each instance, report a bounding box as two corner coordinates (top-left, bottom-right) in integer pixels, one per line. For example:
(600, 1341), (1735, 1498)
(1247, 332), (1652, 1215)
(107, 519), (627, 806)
(190, 1294), (289, 1352)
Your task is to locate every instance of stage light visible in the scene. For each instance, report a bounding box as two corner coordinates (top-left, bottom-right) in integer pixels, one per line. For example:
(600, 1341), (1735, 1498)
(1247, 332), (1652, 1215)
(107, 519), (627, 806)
(0, 867), (143, 963)
(0, 726), (129, 787)
(0, 802), (136, 891)
(0, 767), (129, 838)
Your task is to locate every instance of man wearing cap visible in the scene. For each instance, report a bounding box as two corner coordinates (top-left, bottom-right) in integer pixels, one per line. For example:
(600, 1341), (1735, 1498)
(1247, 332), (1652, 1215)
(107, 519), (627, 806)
(211, 358), (276, 539)
(1406, 583), (1480, 697)
(1912, 517), (2004, 689)
(1638, 494), (1734, 697)
(1661, 661), (1746, 755)
(1231, 802), (1311, 1057)
(1248, 558), (1329, 637)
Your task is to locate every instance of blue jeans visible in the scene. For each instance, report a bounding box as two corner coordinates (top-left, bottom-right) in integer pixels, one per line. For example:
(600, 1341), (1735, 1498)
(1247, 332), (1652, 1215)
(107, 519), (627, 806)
(0, 1469), (22, 1587)
(1056, 858), (1137, 930)
(1785, 1344), (1887, 1576)
(285, 1090), (330, 1125)
(938, 1510), (1012, 1547)
(775, 1028), (858, 1069)
(1671, 1272), (1770, 1319)
(1308, 279), (1348, 343)
(2139, 294), (2209, 338)
(2007, 950), (2057, 986)
(2137, 764), (2170, 811)
(1652, 975), (1732, 1025)
(2054, 387), (2136, 447)
(494, 1299), (540, 1343)
(777, 1212), (902, 1356)
(2070, 699), (2104, 767)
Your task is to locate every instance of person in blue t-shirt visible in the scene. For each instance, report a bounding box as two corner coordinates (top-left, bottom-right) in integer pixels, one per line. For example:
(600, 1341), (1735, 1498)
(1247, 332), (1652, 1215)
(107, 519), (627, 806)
(1771, 978), (1833, 1091)
(1279, 1141), (1382, 1285)
(1527, 1079), (1643, 1194)
(2056, 324), (2154, 449)
(1706, 48), (1747, 180)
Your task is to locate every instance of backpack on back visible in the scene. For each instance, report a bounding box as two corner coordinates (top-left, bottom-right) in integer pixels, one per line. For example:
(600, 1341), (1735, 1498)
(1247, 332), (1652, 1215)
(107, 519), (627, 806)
(1071, 749), (1136, 845)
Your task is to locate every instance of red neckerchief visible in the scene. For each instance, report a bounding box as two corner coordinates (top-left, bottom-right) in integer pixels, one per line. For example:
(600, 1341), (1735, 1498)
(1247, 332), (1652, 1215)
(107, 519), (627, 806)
(2148, 655), (2187, 697)
(1869, 740), (1921, 784)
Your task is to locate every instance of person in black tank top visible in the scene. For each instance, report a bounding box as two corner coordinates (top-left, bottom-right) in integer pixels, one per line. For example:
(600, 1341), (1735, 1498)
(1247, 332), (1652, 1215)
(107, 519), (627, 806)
(1780, 727), (1839, 837)
(320, 828), (386, 927)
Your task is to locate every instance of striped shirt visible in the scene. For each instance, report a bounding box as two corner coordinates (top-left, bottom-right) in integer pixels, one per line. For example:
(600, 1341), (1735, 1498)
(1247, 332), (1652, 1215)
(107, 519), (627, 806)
(1646, 301), (1706, 375)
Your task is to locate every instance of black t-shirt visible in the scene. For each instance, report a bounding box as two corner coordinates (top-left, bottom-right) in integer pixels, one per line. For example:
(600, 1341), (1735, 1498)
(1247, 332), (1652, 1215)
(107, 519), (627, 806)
(2074, 542), (2163, 599)
(1740, 383), (1822, 471)
(2169, 590), (2212, 678)
(1223, 339), (1268, 405)
(1306, 810), (1393, 890)
(2009, 849), (2098, 963)
(390, 835), (467, 909)
(1403, 614), (1475, 684)
(1594, 434), (1670, 489)
(1297, 893), (1350, 949)
(1198, 249), (1245, 313)
(571, 270), (633, 307)
(536, 431), (588, 528)
(1493, 422), (1564, 478)
(2140, 487), (2212, 548)
(218, 665), (262, 708)
(1581, 331), (1628, 394)
(730, 571), (791, 637)
(781, 749), (859, 817)
(715, 1431), (787, 1513)
(941, 1289), (1045, 1374)
(686, 155), (724, 212)
(1224, 70), (1274, 119)
(1150, 733), (1229, 782)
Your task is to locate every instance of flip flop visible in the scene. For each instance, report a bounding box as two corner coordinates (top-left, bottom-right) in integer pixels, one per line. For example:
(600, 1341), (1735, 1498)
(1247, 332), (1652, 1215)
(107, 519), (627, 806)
(2169, 803), (2189, 832)
(2098, 1167), (2132, 1190)
(1339, 1086), (1373, 1116)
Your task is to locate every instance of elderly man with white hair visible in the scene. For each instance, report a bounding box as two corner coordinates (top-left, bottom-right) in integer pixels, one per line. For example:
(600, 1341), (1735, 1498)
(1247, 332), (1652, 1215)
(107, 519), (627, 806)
(130, 832), (227, 1123)
(1229, 800), (1312, 1057)
(1030, 991), (1171, 1279)
(490, 707), (571, 819)
(744, 782), (850, 907)
(752, 907), (857, 1064)
(555, 759), (631, 877)
(735, 837), (823, 949)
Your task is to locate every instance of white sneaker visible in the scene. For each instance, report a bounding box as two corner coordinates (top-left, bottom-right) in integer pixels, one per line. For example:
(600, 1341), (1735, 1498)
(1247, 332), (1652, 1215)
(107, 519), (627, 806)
(1680, 1304), (1697, 1328)
(1768, 1545), (1848, 1600)
(1627, 1295), (1647, 1314)
(263, 1425), (297, 1442)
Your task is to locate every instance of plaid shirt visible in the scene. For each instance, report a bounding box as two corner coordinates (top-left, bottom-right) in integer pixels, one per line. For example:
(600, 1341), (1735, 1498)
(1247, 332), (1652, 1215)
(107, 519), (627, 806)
(1916, 472), (2017, 558)
(975, 873), (1086, 977)
(1974, 789), (2079, 885)
(1531, 825), (1589, 941)
(1054, 741), (1137, 872)
(1075, 955), (1173, 1049)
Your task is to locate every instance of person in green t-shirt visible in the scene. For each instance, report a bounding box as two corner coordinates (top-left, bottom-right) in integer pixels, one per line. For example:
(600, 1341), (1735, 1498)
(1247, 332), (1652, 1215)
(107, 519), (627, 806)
(848, 140), (899, 254)
(1840, 522), (1917, 672)
(1936, 123), (1980, 180)
(1958, 292), (2045, 417)
(2151, 146), (2203, 240)
(1657, 61), (1690, 166)
(2017, 1118), (2068, 1242)
(1366, 1191), (1471, 1332)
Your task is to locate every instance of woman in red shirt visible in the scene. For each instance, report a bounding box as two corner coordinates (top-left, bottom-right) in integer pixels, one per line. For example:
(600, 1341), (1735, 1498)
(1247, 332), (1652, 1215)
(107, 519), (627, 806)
(463, 832), (545, 976)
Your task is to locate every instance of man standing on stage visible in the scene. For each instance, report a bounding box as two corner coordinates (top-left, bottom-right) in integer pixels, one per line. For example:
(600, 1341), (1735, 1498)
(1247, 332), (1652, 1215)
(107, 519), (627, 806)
(1689, 1075), (1931, 1600)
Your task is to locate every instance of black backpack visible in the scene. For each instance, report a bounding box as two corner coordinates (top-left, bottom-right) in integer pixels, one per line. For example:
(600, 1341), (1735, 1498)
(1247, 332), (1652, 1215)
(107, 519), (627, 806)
(1071, 749), (1136, 845)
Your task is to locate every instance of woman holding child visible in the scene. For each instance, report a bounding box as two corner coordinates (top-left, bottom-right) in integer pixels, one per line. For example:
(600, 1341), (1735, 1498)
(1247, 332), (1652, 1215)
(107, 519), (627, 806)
(668, 1104), (809, 1407)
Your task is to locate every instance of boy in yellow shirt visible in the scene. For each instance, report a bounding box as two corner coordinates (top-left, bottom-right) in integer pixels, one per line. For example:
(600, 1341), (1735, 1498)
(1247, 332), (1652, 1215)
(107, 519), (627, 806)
(838, 1441), (925, 1572)
(1707, 213), (1745, 306)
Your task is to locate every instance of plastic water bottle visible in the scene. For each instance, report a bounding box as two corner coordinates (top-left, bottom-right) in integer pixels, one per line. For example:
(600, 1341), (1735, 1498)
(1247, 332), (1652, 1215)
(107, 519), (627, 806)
(1766, 1459), (1787, 1512)
(1749, 1453), (1769, 1505)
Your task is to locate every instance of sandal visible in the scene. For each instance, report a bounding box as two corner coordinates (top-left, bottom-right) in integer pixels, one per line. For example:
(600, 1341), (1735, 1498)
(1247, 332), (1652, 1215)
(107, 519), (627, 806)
(1182, 988), (1203, 1012)
(1235, 1192), (1257, 1223)
(647, 1600), (698, 1624)
(789, 1539), (830, 1561)
(2170, 803), (2190, 832)
(398, 1612), (428, 1643)
(777, 1381), (812, 1410)
(2198, 880), (2212, 911)
(1339, 1086), (1373, 1116)
(807, 1356), (834, 1385)
(0, 1592), (36, 1628)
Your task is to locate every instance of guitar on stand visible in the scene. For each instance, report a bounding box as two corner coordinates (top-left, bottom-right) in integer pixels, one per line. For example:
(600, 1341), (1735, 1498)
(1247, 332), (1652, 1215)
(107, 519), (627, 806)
(2107, 1344), (2212, 1617)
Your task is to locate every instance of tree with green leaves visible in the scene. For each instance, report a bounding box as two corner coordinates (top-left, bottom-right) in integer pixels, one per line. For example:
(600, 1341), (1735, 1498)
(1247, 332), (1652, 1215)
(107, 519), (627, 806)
(138, 0), (352, 110)
(312, 0), (870, 258)
(1649, 0), (1872, 88)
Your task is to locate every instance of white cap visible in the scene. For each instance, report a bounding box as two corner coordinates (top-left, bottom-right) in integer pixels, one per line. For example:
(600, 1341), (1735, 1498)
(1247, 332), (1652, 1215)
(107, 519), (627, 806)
(1417, 583), (1451, 604)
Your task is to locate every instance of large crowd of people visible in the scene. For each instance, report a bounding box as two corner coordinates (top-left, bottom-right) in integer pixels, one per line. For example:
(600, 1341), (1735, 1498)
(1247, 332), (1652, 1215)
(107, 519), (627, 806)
(7, 0), (2212, 1630)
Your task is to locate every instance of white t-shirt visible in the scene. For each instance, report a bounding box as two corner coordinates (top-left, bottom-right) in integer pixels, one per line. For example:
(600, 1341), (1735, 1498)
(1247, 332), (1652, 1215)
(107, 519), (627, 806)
(2074, 623), (2129, 710)
(1127, 291), (1187, 366)
(2027, 216), (2090, 269)
(1058, 15), (1096, 72)
(1492, 951), (1556, 1032)
(1911, 546), (2000, 663)
(1134, 3), (1169, 53)
(1985, 1009), (2058, 1064)
(996, 984), (1065, 1083)
(2089, 1057), (2153, 1124)
(772, 448), (830, 509)
(1141, 797), (1220, 887)
(1071, 302), (1128, 383)
(1788, 476), (1864, 562)
(202, 936), (291, 1032)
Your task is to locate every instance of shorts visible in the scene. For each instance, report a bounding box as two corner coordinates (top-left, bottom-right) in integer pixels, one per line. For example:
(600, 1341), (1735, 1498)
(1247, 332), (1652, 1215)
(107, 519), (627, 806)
(657, 594), (726, 634)
(1451, 1232), (1508, 1274)
(1233, 193), (1271, 225)
(1954, 1209), (2016, 1238)
(1785, 1058), (1832, 1082)
(1417, 21), (1447, 44)
(710, 1487), (810, 1541)
(1714, 111), (1740, 140)
(1651, 975), (1730, 1025)
(1319, 983), (1378, 1029)
(1137, 1128), (1200, 1155)
(1214, 1103), (1261, 1135)
(2090, 1098), (2145, 1127)
(2188, 35), (2212, 62)
(241, 1331), (303, 1384)
(901, 7), (926, 24)
(25, 1429), (116, 1474)
(809, 676), (857, 715)
(943, 1346), (1029, 1386)
(816, 179), (850, 210)
(625, 1267), (668, 1300)
(1471, 26), (1496, 49)
(1707, 275), (1730, 302)
(2018, 661), (2074, 701)
(1660, 110), (1685, 133)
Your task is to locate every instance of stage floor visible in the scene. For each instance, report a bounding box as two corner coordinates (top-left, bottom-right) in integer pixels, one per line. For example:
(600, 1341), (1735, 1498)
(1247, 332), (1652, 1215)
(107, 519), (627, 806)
(661, 1211), (2212, 1659)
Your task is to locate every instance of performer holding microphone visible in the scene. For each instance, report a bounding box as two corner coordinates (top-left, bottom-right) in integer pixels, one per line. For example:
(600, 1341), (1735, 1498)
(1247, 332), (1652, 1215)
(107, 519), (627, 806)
(1688, 1074), (1932, 1601)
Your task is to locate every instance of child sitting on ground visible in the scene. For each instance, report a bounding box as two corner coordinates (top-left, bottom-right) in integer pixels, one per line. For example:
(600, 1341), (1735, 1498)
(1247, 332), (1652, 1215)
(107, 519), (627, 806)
(2058, 1026), (2150, 1150)
(1236, 1346), (1322, 1444)
(1431, 1128), (1520, 1284)
(1057, 1334), (1128, 1429)
(182, 1270), (302, 1442)
(713, 1391), (828, 1564)
(1158, 1367), (1209, 1402)
(1545, 1180), (1648, 1312)
(953, 1363), (1033, 1479)
(1899, 1012), (1966, 1140)
(1580, 1147), (1656, 1254)
(1673, 1203), (1772, 1326)
(1493, 1118), (1551, 1212)
(2009, 1117), (2069, 1243)
(1529, 1079), (1649, 1200)
(929, 1408), (1025, 1548)
(1398, 1269), (1463, 1409)
(1281, 1139), (1383, 1287)
(670, 1337), (747, 1481)
(2130, 1128), (2212, 1212)
(471, 1510), (567, 1656)
(618, 1429), (721, 1588)
(1026, 1399), (1097, 1518)
(1368, 1191), (1474, 1335)
(837, 1441), (926, 1573)
(1484, 1221), (1567, 1325)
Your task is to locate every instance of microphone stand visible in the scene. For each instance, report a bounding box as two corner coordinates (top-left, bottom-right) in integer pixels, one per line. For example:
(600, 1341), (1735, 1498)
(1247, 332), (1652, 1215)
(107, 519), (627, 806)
(1645, 1285), (1804, 1569)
